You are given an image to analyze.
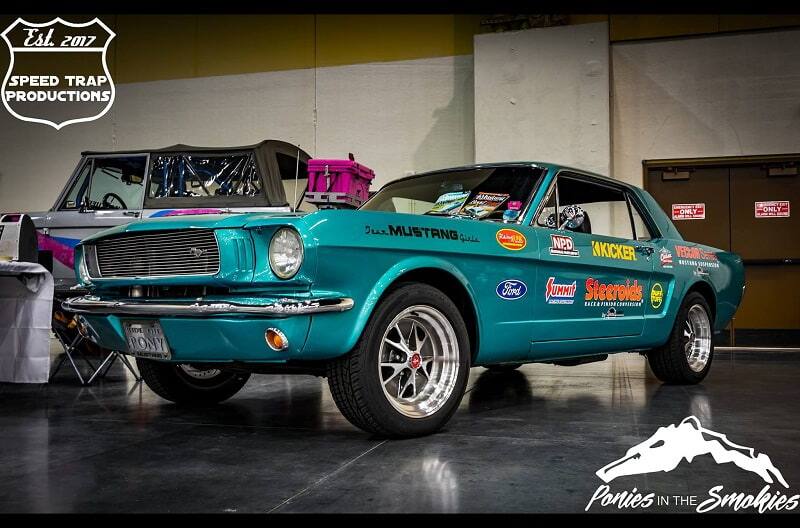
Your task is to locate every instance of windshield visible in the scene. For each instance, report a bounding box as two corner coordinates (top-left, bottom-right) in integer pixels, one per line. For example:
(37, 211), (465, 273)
(361, 165), (545, 221)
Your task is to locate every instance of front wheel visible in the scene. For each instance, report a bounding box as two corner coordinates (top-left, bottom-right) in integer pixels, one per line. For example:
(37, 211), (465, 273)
(327, 283), (471, 438)
(137, 359), (250, 405)
(646, 292), (714, 384)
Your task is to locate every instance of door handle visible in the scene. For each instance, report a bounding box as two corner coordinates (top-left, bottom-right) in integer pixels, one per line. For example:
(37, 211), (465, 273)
(123, 211), (141, 217)
(634, 245), (654, 257)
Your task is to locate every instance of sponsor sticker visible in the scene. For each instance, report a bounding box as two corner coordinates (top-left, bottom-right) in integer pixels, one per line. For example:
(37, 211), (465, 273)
(650, 283), (664, 309)
(672, 203), (705, 220)
(496, 279), (527, 300)
(496, 228), (526, 251)
(659, 248), (673, 268)
(755, 200), (790, 218)
(584, 278), (643, 307)
(591, 240), (636, 261)
(674, 245), (720, 268)
(545, 277), (576, 305)
(549, 233), (579, 257)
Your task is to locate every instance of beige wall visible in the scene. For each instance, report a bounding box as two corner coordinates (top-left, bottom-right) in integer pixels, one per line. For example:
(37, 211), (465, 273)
(0, 56), (473, 212)
(611, 28), (800, 188)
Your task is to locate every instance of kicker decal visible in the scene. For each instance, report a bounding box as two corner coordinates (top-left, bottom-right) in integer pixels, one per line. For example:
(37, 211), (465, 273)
(549, 233), (579, 257)
(496, 228), (526, 251)
(496, 279), (527, 300)
(545, 277), (576, 305)
(584, 278), (643, 308)
(591, 240), (636, 261)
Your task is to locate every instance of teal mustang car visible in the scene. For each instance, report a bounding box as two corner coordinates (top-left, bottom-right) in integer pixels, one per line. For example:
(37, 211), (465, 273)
(64, 162), (745, 437)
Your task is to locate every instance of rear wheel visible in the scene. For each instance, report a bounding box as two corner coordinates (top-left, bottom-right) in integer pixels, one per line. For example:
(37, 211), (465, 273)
(647, 292), (714, 384)
(327, 283), (470, 438)
(137, 359), (250, 405)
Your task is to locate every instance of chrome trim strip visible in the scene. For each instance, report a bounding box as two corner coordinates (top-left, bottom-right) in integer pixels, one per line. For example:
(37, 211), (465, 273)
(63, 296), (354, 316)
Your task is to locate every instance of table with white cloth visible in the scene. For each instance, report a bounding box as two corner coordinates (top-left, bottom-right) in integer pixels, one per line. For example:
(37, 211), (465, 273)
(0, 261), (54, 383)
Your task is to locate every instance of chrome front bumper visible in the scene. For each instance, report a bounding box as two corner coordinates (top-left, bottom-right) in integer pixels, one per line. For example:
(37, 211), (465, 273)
(63, 295), (354, 317)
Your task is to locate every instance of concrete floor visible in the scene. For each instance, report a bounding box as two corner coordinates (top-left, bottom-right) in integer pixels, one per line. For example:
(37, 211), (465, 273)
(1, 346), (798, 513)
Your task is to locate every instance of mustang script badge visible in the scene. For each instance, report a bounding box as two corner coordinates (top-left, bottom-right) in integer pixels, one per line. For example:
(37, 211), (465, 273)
(1, 17), (115, 129)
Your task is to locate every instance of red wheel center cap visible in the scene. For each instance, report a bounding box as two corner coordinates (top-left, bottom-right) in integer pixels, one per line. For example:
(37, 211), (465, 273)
(410, 353), (421, 369)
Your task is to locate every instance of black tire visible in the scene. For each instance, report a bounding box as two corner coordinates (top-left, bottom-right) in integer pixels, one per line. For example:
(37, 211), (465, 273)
(326, 283), (471, 438)
(485, 363), (523, 372)
(137, 359), (250, 405)
(647, 292), (714, 384)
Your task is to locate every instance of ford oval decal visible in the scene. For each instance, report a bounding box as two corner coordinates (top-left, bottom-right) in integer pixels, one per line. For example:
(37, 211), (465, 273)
(496, 279), (527, 300)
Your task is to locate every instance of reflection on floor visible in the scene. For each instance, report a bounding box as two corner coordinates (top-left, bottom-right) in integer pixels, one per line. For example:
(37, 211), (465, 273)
(0, 345), (798, 513)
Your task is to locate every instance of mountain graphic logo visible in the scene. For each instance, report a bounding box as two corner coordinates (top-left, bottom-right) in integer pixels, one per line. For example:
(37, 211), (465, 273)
(597, 416), (788, 488)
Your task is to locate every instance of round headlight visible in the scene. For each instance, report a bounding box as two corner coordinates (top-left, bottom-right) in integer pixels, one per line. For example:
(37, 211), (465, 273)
(269, 227), (304, 279)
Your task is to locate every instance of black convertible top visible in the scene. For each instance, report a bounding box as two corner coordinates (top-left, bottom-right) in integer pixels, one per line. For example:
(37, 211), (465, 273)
(81, 139), (301, 157)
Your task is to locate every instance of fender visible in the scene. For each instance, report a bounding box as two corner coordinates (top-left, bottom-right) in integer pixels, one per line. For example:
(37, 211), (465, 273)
(303, 255), (483, 360)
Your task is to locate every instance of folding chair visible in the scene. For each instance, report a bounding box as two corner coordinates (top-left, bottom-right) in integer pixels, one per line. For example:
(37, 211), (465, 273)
(50, 310), (140, 385)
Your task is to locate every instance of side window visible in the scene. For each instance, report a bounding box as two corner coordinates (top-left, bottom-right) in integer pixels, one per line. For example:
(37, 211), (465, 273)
(60, 161), (92, 210)
(628, 197), (654, 241)
(86, 157), (147, 210)
(535, 174), (637, 240)
(277, 152), (315, 211)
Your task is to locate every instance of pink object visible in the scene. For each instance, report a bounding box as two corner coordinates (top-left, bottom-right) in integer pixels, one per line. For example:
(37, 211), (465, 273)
(306, 158), (375, 208)
(507, 201), (522, 211)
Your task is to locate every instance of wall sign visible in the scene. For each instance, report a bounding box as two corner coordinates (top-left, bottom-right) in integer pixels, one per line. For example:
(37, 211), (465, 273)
(671, 203), (705, 221)
(755, 200), (790, 218)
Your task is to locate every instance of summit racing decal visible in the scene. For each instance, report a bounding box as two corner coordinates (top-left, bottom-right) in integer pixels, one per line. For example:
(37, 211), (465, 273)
(364, 225), (479, 243)
(495, 228), (526, 251)
(674, 245), (720, 268)
(549, 233), (579, 257)
(545, 277), (576, 305)
(584, 278), (643, 307)
(2, 18), (115, 129)
(586, 416), (798, 513)
(591, 240), (636, 261)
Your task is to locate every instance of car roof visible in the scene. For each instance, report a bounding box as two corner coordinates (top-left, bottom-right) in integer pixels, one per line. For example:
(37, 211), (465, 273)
(80, 139), (304, 156)
(400, 161), (638, 192)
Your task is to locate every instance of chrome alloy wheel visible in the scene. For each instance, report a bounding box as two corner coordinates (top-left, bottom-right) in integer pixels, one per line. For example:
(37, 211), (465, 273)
(178, 364), (222, 380)
(684, 304), (712, 372)
(378, 305), (460, 418)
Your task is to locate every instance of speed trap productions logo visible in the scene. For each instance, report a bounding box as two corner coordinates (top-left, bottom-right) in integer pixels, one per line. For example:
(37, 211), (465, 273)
(586, 416), (798, 513)
(1, 17), (115, 129)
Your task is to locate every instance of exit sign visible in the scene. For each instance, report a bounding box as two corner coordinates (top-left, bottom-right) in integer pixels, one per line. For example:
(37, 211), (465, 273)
(671, 203), (705, 220)
(755, 200), (790, 218)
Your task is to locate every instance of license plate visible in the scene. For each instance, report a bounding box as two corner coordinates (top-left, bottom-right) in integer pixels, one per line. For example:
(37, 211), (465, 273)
(123, 320), (172, 360)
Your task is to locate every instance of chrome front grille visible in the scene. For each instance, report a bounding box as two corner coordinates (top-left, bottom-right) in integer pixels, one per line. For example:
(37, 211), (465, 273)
(92, 229), (220, 278)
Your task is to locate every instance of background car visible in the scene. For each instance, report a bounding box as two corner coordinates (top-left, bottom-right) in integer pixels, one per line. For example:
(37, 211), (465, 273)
(64, 162), (745, 437)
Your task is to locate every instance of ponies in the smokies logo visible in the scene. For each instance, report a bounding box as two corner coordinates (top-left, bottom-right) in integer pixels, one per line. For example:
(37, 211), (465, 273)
(587, 416), (798, 513)
(1, 17), (115, 129)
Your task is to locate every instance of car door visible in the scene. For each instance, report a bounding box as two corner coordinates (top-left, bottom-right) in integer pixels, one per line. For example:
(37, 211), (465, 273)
(38, 154), (148, 288)
(530, 173), (656, 345)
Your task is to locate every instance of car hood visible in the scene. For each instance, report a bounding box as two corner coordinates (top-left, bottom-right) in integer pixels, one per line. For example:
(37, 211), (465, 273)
(79, 211), (311, 243)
